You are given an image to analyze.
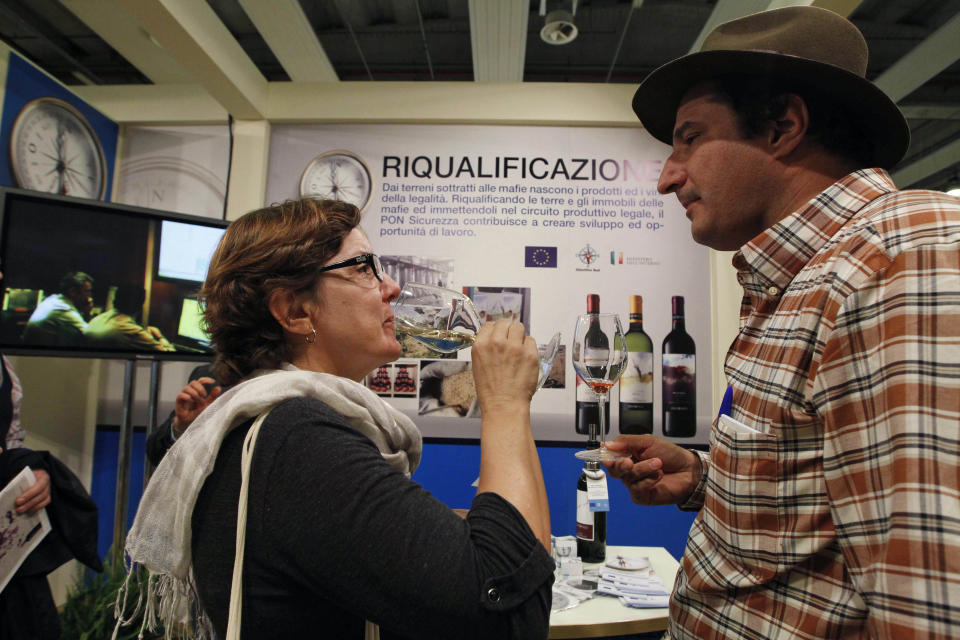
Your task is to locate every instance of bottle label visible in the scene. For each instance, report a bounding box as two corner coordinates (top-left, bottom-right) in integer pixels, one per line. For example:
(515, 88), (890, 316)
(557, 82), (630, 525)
(576, 374), (599, 402)
(585, 469), (609, 512)
(583, 347), (609, 368)
(576, 489), (594, 540)
(620, 352), (653, 403)
(663, 353), (695, 408)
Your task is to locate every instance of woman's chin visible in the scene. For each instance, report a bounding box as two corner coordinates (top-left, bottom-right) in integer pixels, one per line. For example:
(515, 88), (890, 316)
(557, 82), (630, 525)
(381, 338), (403, 362)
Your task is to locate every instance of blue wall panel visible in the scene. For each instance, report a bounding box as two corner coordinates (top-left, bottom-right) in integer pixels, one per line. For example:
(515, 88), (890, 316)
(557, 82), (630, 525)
(91, 432), (696, 563)
(91, 429), (147, 560)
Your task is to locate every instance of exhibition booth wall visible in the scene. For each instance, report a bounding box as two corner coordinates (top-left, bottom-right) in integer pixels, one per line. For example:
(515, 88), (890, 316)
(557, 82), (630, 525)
(0, 40), (742, 605)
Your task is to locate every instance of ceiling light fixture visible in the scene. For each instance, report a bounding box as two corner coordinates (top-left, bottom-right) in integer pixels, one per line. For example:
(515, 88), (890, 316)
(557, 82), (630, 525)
(540, 0), (578, 45)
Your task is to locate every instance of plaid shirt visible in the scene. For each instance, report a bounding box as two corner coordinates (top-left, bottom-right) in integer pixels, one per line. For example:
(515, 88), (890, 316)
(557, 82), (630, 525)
(671, 169), (960, 639)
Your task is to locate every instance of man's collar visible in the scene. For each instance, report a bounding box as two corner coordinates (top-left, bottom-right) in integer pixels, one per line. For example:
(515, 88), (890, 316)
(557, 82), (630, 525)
(732, 168), (897, 299)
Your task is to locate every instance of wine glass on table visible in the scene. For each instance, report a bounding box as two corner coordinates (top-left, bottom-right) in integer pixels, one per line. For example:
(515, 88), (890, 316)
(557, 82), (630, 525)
(393, 282), (561, 390)
(571, 313), (628, 462)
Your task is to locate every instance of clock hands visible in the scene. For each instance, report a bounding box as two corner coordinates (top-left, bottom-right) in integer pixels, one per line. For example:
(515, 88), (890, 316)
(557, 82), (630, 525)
(54, 118), (68, 194)
(329, 160), (340, 197)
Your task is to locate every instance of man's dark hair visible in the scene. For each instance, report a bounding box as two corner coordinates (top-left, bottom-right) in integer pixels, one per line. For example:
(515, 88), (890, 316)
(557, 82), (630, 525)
(707, 74), (875, 168)
(59, 271), (93, 292)
(112, 285), (146, 317)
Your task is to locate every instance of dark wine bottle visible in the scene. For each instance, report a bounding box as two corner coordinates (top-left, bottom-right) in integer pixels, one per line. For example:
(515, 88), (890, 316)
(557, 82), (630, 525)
(576, 461), (606, 563)
(620, 295), (654, 434)
(575, 294), (609, 442)
(662, 295), (696, 437)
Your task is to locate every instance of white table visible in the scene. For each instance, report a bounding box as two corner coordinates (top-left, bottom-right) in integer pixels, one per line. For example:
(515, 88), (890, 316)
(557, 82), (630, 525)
(548, 545), (679, 639)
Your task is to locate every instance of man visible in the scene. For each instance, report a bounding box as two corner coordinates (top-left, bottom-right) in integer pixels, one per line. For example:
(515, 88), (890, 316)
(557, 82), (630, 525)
(607, 6), (960, 639)
(85, 284), (175, 352)
(22, 271), (94, 346)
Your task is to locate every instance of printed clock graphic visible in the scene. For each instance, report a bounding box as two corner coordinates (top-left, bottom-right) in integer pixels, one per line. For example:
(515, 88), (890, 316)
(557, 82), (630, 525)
(10, 97), (107, 199)
(299, 150), (372, 211)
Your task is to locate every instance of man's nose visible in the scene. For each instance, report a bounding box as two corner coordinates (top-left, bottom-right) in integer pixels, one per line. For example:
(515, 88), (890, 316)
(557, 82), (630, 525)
(657, 155), (685, 195)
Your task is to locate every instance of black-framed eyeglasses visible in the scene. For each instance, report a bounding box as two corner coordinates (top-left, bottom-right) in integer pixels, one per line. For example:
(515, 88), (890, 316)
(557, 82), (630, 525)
(317, 253), (384, 282)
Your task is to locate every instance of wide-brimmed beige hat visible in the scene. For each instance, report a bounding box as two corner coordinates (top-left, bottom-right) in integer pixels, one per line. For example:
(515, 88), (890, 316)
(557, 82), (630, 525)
(632, 6), (910, 169)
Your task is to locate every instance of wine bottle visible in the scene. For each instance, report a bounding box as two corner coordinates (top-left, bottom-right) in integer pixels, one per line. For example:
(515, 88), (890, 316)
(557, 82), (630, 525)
(575, 294), (610, 441)
(620, 295), (654, 434)
(662, 295), (696, 437)
(576, 461), (606, 563)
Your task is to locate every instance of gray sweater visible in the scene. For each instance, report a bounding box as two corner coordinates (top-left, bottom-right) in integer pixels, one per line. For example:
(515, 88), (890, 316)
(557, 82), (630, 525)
(192, 396), (554, 639)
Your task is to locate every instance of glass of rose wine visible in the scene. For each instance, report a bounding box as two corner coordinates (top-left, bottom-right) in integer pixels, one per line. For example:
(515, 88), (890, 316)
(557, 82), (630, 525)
(393, 282), (560, 390)
(571, 312), (628, 462)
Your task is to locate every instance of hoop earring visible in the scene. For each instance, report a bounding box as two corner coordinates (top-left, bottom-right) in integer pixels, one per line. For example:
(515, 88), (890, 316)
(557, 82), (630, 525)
(305, 328), (317, 344)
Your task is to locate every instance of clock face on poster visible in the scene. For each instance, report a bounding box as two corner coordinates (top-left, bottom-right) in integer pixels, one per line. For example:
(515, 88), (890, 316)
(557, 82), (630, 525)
(9, 97), (107, 199)
(117, 157), (226, 218)
(299, 150), (372, 211)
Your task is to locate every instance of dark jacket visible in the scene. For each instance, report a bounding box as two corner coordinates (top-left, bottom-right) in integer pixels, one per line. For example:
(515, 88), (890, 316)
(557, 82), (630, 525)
(0, 448), (102, 640)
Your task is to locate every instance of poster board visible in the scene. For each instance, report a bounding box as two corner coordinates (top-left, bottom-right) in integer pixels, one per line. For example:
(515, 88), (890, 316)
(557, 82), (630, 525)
(266, 123), (712, 445)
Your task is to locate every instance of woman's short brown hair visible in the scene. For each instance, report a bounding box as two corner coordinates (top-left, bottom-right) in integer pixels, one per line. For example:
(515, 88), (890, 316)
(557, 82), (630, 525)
(200, 198), (361, 385)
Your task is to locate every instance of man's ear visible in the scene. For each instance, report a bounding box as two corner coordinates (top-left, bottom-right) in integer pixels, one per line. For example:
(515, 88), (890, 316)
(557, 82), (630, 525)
(768, 93), (810, 159)
(267, 288), (315, 338)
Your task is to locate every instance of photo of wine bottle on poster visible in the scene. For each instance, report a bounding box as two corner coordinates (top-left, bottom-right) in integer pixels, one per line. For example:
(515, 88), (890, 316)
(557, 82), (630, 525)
(265, 122), (713, 445)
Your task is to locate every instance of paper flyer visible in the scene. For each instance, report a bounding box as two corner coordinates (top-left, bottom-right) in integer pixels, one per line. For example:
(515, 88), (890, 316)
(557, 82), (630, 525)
(0, 466), (51, 593)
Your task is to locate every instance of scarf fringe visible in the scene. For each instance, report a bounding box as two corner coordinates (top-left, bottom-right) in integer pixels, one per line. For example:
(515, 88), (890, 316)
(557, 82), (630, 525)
(113, 559), (215, 640)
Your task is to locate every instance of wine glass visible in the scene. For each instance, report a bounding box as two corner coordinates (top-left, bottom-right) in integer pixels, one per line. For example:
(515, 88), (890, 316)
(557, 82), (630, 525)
(393, 282), (561, 390)
(571, 313), (628, 462)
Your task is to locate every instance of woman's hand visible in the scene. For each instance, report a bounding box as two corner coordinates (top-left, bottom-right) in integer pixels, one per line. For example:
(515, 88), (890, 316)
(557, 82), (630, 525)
(470, 319), (539, 416)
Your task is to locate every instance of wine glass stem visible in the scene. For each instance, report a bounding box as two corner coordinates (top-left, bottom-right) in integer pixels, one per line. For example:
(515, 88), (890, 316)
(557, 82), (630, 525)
(589, 391), (608, 449)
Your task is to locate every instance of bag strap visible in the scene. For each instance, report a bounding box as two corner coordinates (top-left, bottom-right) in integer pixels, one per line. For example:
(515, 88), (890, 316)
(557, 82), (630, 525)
(224, 408), (380, 640)
(225, 409), (272, 640)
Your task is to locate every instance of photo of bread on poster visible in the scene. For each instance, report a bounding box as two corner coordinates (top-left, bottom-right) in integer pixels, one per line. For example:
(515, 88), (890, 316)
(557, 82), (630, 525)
(418, 360), (478, 418)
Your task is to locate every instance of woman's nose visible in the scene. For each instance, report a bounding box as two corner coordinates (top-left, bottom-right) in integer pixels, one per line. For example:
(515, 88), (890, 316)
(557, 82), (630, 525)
(382, 273), (401, 302)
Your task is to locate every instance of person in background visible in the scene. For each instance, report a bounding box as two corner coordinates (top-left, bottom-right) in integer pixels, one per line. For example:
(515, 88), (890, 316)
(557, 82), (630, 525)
(0, 356), (50, 516)
(1, 269), (102, 638)
(607, 7), (960, 639)
(144, 364), (221, 467)
(3, 358), (25, 452)
(85, 284), (175, 352)
(121, 198), (553, 640)
(22, 271), (94, 346)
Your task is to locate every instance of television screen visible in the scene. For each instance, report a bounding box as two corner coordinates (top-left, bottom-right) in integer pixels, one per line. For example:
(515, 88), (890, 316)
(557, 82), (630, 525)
(0, 187), (228, 360)
(157, 220), (224, 282)
(176, 298), (210, 350)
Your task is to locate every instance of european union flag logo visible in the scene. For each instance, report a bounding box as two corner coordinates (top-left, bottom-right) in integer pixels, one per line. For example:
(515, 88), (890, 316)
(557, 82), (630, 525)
(525, 246), (557, 268)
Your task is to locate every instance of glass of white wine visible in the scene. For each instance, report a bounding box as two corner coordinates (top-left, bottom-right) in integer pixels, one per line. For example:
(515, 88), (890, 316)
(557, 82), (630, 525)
(393, 282), (560, 390)
(571, 313), (628, 462)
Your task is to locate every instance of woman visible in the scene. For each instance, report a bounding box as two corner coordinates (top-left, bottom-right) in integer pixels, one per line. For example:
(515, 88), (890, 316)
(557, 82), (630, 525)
(121, 199), (554, 640)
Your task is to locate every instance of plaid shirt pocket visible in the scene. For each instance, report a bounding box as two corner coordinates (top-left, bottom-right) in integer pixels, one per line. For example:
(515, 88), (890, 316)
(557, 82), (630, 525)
(698, 419), (780, 586)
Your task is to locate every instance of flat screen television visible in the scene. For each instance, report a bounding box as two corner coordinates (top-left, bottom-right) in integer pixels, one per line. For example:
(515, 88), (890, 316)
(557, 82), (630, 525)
(0, 187), (228, 360)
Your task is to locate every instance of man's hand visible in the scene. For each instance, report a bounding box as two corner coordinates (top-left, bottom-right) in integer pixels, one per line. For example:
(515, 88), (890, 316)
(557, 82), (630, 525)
(15, 468), (51, 514)
(172, 377), (221, 438)
(604, 435), (701, 505)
